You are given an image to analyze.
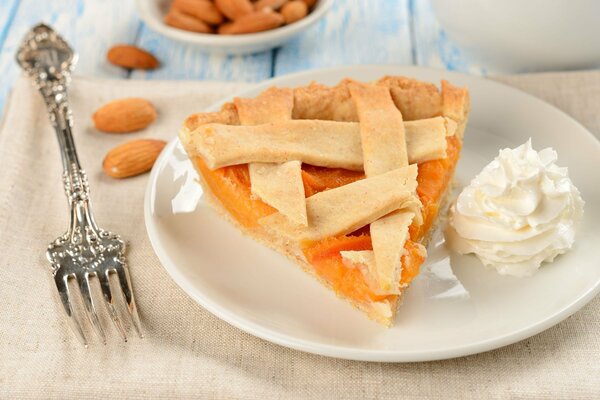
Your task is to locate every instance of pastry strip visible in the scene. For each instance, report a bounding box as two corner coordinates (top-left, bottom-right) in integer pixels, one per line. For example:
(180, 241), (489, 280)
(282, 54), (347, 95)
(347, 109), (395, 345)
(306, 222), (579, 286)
(234, 87), (294, 124)
(259, 166), (420, 242)
(348, 82), (408, 175)
(234, 88), (308, 226)
(248, 161), (307, 226)
(184, 117), (451, 171)
(184, 102), (240, 131)
(291, 77), (443, 122)
(349, 82), (419, 294)
(376, 76), (443, 121)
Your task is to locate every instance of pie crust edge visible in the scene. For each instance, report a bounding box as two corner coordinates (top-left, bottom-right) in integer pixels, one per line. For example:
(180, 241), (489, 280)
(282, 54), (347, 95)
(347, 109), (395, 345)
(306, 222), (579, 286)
(179, 76), (470, 326)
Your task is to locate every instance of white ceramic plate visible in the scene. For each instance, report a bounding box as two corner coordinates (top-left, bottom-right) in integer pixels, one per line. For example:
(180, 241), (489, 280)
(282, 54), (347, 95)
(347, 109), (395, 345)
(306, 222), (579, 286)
(144, 65), (600, 362)
(135, 0), (333, 55)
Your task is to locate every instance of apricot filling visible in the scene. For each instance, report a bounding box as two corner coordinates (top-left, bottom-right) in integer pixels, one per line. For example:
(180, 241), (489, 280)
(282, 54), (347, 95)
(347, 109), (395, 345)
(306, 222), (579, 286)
(194, 135), (461, 304)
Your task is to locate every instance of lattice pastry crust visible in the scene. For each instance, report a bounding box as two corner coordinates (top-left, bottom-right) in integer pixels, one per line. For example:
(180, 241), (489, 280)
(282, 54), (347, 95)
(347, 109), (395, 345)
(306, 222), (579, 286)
(179, 76), (469, 325)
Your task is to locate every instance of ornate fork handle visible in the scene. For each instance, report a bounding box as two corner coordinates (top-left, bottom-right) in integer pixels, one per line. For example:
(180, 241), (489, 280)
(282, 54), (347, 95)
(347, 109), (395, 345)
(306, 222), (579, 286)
(17, 24), (141, 345)
(42, 76), (89, 226)
(42, 80), (106, 274)
(23, 43), (110, 276)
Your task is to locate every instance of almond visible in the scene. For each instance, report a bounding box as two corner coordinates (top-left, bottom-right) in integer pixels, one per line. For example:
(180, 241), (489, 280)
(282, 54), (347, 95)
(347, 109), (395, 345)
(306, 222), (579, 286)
(302, 0), (317, 8)
(214, 0), (253, 20)
(218, 9), (285, 34)
(254, 0), (287, 11)
(93, 98), (157, 133)
(173, 0), (224, 25)
(281, 1), (308, 24)
(107, 45), (160, 70)
(164, 8), (214, 33)
(103, 139), (166, 179)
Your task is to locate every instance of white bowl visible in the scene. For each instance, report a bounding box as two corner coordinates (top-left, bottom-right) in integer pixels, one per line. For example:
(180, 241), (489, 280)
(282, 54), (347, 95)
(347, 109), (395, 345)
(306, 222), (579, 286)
(135, 0), (333, 55)
(431, 0), (600, 72)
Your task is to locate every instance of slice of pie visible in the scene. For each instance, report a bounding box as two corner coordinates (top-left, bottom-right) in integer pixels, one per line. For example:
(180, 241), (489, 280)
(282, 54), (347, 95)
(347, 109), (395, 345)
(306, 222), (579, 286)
(179, 75), (470, 326)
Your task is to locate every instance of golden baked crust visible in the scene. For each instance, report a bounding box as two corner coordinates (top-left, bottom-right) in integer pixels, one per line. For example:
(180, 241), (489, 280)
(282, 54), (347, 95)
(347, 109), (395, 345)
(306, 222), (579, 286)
(234, 87), (307, 226)
(182, 76), (469, 130)
(346, 81), (416, 294)
(179, 75), (470, 326)
(183, 118), (454, 171)
(259, 165), (420, 242)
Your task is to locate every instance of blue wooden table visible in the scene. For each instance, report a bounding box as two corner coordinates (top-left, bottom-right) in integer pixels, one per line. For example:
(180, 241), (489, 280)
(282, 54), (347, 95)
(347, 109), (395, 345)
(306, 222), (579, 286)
(0, 0), (483, 116)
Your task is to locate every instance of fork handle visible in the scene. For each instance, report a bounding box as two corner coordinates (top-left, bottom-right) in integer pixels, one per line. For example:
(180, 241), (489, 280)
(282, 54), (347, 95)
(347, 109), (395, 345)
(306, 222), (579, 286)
(50, 95), (80, 169)
(39, 82), (97, 236)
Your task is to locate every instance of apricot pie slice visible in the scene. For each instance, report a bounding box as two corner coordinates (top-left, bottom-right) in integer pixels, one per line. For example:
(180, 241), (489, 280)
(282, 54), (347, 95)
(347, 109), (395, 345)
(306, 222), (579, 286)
(179, 75), (469, 325)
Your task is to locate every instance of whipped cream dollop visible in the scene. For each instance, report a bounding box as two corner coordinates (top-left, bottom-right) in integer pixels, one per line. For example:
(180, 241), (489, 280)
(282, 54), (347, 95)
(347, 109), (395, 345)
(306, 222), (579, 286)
(447, 139), (584, 277)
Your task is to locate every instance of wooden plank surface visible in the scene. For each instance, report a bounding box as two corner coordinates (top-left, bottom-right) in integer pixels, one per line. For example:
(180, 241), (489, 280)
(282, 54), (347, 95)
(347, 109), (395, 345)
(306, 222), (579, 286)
(275, 0), (414, 76)
(0, 0), (490, 118)
(0, 0), (19, 51)
(131, 24), (272, 82)
(410, 0), (487, 75)
(0, 0), (139, 113)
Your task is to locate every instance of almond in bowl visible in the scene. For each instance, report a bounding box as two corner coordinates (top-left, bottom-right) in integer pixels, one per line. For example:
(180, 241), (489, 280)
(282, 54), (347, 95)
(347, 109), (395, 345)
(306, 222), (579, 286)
(135, 0), (333, 54)
(165, 0), (314, 35)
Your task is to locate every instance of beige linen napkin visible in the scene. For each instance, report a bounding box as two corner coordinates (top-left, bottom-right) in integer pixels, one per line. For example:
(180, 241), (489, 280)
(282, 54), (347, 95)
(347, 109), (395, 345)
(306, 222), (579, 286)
(0, 72), (599, 400)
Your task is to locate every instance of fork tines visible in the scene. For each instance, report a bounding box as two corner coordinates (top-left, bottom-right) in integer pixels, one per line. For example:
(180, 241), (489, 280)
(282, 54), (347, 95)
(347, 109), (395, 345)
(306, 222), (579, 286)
(54, 265), (143, 347)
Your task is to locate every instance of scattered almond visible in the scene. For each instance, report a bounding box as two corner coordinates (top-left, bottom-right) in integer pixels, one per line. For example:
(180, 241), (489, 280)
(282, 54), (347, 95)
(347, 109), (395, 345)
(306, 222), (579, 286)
(254, 0), (287, 11)
(165, 8), (214, 33)
(214, 0), (253, 21)
(218, 9), (285, 34)
(173, 0), (224, 25)
(93, 98), (157, 133)
(107, 45), (159, 70)
(103, 139), (167, 179)
(281, 1), (308, 24)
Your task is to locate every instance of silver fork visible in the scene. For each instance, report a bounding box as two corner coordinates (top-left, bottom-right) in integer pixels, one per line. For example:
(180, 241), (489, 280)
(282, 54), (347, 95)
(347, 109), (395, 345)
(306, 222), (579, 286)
(16, 23), (142, 346)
